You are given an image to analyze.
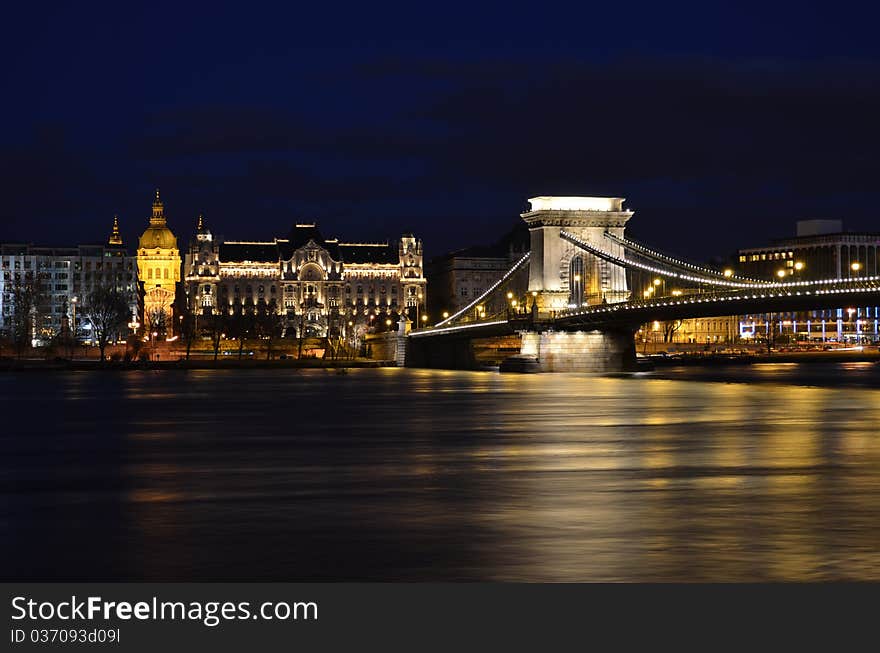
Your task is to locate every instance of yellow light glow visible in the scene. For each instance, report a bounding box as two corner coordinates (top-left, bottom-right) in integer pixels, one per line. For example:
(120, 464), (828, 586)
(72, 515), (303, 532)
(385, 319), (392, 326)
(851, 262), (862, 271)
(527, 196), (624, 212)
(506, 292), (513, 299)
(442, 311), (449, 319)
(573, 274), (581, 282)
(776, 269), (786, 278)
(671, 290), (682, 296)
(723, 269), (733, 277)
(653, 278), (661, 286)
(794, 261), (804, 271)
(421, 315), (427, 322)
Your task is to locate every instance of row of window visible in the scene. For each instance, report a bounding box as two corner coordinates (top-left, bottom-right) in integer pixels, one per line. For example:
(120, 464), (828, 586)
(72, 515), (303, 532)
(740, 251), (796, 262)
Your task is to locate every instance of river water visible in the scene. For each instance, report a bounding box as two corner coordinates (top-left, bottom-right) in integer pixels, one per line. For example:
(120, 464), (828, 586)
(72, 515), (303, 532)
(3, 363), (880, 581)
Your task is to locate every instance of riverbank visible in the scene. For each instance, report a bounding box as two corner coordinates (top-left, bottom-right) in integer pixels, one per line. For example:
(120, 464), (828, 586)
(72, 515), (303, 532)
(0, 357), (393, 372)
(643, 349), (880, 367)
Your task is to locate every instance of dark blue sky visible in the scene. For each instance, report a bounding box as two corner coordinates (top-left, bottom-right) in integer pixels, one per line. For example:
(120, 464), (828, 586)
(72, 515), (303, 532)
(3, 1), (879, 260)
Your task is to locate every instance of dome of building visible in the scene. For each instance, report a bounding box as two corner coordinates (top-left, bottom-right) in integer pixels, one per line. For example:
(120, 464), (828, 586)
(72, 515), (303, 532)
(139, 225), (178, 250)
(138, 189), (178, 251)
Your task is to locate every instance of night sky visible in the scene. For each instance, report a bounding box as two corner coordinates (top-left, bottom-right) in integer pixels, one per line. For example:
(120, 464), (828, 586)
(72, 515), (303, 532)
(3, 1), (879, 262)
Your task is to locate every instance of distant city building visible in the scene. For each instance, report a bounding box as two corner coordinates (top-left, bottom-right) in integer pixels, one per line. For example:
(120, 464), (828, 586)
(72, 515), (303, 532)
(184, 220), (425, 337)
(0, 217), (138, 344)
(137, 190), (181, 336)
(735, 220), (880, 343)
(426, 222), (529, 318)
(737, 219), (879, 281)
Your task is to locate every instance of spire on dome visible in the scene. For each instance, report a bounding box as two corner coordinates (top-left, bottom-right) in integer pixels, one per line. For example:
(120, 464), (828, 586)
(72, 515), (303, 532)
(108, 214), (123, 246)
(150, 188), (166, 225)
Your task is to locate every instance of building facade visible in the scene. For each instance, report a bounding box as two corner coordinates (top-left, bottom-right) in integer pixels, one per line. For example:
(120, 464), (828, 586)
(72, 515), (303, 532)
(184, 221), (425, 338)
(0, 218), (138, 345)
(137, 190), (181, 336)
(426, 222), (529, 318)
(735, 220), (880, 343)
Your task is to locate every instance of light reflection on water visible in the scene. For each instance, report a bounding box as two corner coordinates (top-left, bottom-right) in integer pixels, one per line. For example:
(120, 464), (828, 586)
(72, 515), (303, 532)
(2, 364), (880, 581)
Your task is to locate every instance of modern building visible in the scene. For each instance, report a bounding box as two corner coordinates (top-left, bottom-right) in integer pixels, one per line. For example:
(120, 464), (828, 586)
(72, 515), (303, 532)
(136, 190), (182, 336)
(426, 222), (529, 319)
(737, 219), (879, 281)
(0, 217), (138, 344)
(184, 219), (425, 338)
(734, 220), (880, 343)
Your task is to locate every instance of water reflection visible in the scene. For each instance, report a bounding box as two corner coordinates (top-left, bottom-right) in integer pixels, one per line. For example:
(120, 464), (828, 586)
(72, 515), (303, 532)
(2, 364), (880, 581)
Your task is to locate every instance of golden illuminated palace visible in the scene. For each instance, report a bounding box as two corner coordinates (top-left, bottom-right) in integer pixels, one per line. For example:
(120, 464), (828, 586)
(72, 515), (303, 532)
(184, 219), (426, 337)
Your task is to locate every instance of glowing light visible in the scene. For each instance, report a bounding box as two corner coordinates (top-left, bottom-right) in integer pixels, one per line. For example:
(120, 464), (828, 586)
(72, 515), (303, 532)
(574, 274), (581, 282)
(777, 270), (786, 278)
(794, 261), (804, 271)
(506, 292), (513, 299)
(723, 269), (733, 277)
(653, 278), (662, 286)
(527, 196), (625, 212)
(442, 311), (449, 319)
(852, 262), (862, 272)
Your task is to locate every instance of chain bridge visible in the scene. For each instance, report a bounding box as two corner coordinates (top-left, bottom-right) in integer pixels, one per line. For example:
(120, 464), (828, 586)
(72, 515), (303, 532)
(407, 197), (880, 371)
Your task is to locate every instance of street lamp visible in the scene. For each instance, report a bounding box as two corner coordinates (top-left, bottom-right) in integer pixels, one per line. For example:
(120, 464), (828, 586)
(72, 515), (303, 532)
(794, 261), (804, 272)
(723, 269), (734, 278)
(851, 262), (862, 277)
(70, 296), (78, 343)
(776, 269), (786, 279)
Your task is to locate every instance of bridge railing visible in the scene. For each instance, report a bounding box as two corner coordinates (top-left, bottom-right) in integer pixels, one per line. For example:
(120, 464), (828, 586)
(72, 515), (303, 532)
(556, 277), (880, 322)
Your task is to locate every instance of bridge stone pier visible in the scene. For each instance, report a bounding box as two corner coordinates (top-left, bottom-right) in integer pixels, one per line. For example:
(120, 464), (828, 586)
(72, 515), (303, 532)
(518, 329), (637, 373)
(511, 196), (636, 372)
(522, 196), (633, 312)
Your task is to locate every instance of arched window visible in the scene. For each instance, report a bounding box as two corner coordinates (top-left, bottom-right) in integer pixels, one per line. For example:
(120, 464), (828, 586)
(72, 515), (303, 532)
(569, 256), (585, 305)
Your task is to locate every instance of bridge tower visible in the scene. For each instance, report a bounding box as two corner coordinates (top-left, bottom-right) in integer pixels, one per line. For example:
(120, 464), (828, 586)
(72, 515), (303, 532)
(522, 196), (633, 313)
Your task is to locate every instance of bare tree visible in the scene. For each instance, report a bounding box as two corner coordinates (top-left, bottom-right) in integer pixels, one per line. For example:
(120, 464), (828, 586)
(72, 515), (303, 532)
(146, 307), (168, 341)
(83, 285), (131, 361)
(9, 276), (40, 358)
(202, 311), (226, 361)
(663, 320), (683, 343)
(255, 299), (282, 360)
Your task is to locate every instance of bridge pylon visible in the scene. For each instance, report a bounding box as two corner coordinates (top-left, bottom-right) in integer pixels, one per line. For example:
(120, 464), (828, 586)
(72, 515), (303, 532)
(521, 196), (633, 313)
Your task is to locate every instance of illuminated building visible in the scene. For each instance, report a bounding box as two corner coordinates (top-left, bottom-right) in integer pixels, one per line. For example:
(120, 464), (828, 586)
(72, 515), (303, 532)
(0, 218), (138, 344)
(737, 220), (879, 280)
(426, 222), (529, 317)
(735, 220), (880, 343)
(184, 220), (425, 337)
(136, 190), (181, 336)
